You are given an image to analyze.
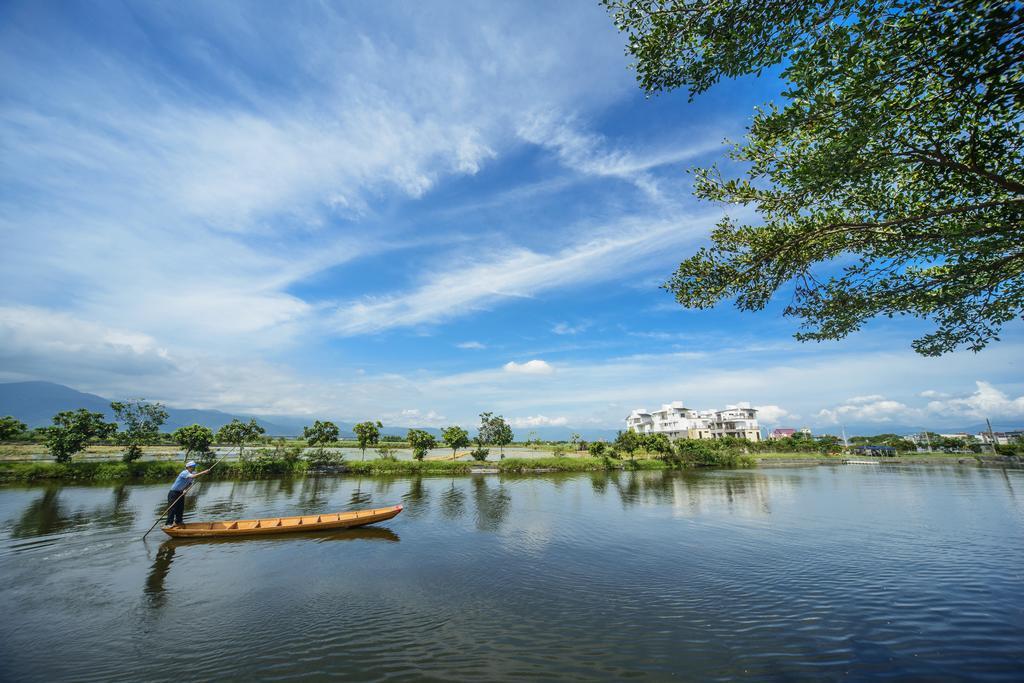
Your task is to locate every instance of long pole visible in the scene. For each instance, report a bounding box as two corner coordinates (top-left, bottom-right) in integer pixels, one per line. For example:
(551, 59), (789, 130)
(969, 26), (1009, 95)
(141, 450), (232, 540)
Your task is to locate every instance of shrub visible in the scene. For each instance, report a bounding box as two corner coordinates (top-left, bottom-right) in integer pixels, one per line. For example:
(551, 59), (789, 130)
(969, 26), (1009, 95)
(306, 447), (342, 469)
(376, 444), (398, 461)
(470, 447), (489, 461)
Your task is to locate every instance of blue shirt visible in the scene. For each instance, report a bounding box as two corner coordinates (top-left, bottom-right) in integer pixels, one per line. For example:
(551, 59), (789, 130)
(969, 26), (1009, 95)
(171, 469), (196, 492)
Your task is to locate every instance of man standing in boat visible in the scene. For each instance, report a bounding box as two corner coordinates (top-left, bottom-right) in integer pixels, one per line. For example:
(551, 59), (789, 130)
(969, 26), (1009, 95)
(166, 460), (212, 527)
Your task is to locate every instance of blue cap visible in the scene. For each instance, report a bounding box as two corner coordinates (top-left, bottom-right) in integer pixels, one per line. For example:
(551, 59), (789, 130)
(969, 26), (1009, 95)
(186, 461), (197, 467)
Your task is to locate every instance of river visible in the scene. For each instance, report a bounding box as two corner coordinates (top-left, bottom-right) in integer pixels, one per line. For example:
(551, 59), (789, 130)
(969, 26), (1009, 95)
(1, 465), (1021, 680)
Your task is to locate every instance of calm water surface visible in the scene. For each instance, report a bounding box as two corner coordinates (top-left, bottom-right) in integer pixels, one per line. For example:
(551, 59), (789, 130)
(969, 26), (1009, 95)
(1, 466), (1022, 681)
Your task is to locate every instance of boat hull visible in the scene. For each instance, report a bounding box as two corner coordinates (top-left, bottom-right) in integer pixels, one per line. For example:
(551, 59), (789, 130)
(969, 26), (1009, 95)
(162, 504), (403, 538)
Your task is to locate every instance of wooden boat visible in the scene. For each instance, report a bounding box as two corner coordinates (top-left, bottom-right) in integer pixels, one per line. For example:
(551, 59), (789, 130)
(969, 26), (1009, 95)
(161, 504), (403, 538)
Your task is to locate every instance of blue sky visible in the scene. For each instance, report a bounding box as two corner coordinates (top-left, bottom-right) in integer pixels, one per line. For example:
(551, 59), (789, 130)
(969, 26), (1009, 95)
(1, 0), (1021, 434)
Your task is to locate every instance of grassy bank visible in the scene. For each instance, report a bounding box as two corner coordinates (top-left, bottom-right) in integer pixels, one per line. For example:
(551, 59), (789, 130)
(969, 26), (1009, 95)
(0, 454), (701, 483)
(6, 450), (1000, 484)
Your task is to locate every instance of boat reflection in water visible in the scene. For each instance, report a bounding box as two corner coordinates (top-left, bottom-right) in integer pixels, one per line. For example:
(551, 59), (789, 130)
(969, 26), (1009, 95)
(143, 525), (400, 607)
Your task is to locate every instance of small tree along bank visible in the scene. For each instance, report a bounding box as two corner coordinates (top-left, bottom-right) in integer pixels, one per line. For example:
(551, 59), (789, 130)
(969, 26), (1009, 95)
(111, 400), (168, 463)
(45, 409), (118, 463)
(353, 421), (383, 461)
(441, 425), (470, 460)
(217, 419), (266, 459)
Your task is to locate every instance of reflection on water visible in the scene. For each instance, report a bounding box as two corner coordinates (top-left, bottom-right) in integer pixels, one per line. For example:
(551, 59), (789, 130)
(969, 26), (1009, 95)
(471, 476), (510, 531)
(348, 482), (374, 510)
(144, 541), (176, 609)
(440, 481), (466, 520)
(12, 485), (136, 541)
(1, 467), (1023, 681)
(401, 478), (429, 518)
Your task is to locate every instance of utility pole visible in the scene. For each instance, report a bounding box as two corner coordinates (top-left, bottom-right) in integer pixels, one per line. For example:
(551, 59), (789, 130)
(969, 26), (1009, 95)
(986, 418), (998, 453)
(923, 430), (932, 453)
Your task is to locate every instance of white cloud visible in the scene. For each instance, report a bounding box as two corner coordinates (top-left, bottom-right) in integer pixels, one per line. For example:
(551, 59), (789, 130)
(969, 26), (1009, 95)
(817, 399), (919, 425)
(512, 415), (568, 427)
(846, 394), (887, 405)
(552, 322), (589, 335)
(919, 390), (950, 398)
(754, 405), (794, 424)
(924, 381), (1024, 420)
(503, 360), (555, 375)
(457, 341), (486, 349)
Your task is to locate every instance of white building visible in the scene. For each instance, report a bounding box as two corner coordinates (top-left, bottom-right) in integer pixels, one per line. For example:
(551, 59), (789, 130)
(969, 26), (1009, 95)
(626, 401), (761, 442)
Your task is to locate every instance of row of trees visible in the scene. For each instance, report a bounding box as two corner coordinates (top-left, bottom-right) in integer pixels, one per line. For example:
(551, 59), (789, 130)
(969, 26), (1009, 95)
(301, 412), (515, 464)
(0, 402), (270, 464)
(5, 405), (519, 465)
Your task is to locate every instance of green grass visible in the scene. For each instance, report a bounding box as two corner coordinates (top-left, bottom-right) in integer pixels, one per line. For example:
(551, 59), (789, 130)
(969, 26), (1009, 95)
(754, 451), (839, 459)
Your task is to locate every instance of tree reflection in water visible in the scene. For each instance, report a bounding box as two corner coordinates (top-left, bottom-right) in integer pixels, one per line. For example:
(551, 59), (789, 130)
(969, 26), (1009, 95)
(349, 479), (374, 510)
(440, 480), (466, 520)
(589, 472), (609, 495)
(611, 471), (642, 508)
(401, 478), (429, 518)
(298, 475), (340, 512)
(13, 485), (137, 539)
(472, 477), (510, 532)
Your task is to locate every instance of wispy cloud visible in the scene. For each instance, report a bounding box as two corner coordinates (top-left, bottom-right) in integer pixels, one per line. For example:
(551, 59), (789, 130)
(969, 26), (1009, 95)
(330, 214), (717, 335)
(552, 321), (590, 335)
(512, 415), (568, 427)
(457, 341), (487, 350)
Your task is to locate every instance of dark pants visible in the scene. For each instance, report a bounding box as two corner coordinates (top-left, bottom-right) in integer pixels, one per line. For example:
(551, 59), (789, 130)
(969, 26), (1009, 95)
(167, 489), (186, 526)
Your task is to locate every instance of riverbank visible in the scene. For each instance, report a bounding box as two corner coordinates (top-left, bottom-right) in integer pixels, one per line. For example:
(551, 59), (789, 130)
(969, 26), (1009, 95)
(0, 452), (1019, 484)
(0, 457), (670, 483)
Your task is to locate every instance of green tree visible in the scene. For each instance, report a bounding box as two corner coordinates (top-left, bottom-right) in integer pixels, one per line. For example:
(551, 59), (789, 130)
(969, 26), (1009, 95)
(478, 412), (514, 454)
(303, 420), (340, 447)
(303, 420), (341, 467)
(589, 441), (607, 458)
(0, 416), (27, 441)
(172, 424), (214, 462)
(111, 400), (169, 463)
(353, 420), (383, 461)
(441, 425), (470, 460)
(216, 418), (265, 459)
(643, 432), (674, 457)
(615, 429), (641, 460)
(407, 429), (437, 461)
(604, 0), (1024, 356)
(44, 409), (117, 463)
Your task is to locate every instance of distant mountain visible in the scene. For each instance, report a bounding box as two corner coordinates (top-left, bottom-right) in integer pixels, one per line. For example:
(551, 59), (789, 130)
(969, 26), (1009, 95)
(0, 381), (300, 435)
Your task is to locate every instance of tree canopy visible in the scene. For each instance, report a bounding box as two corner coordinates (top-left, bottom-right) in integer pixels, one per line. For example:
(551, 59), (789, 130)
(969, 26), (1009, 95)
(477, 412), (514, 453)
(0, 416), (27, 441)
(216, 418), (265, 458)
(603, 0), (1024, 355)
(111, 400), (168, 463)
(303, 420), (340, 447)
(45, 409), (117, 463)
(406, 429), (437, 461)
(441, 425), (470, 458)
(353, 420), (382, 460)
(172, 424), (214, 461)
